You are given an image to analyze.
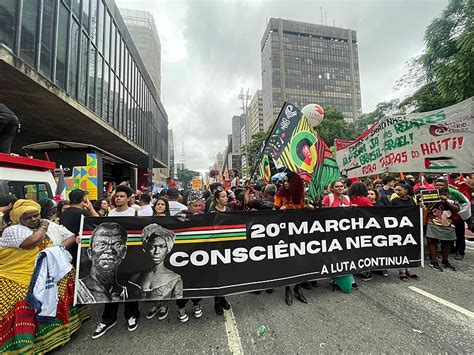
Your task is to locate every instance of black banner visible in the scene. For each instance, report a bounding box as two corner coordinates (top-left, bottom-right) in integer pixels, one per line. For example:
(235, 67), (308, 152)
(75, 207), (422, 304)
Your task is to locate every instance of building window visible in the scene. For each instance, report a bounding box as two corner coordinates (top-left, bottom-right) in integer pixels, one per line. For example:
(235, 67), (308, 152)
(68, 19), (80, 97)
(103, 11), (110, 63)
(95, 55), (103, 116)
(19, 0), (39, 67)
(97, 0), (103, 49)
(90, 0), (96, 43)
(78, 31), (88, 103)
(0, 0), (17, 51)
(102, 63), (109, 120)
(71, 0), (80, 20)
(39, 0), (55, 79)
(55, 3), (69, 89)
(82, 0), (89, 31)
(88, 46), (96, 111)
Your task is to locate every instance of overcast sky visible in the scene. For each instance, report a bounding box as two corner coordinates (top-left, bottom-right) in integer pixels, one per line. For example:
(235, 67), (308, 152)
(116, 0), (448, 172)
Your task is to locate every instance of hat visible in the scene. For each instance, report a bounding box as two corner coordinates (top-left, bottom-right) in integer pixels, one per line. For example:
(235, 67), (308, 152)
(187, 190), (204, 204)
(167, 188), (180, 199)
(10, 199), (41, 225)
(69, 189), (88, 202)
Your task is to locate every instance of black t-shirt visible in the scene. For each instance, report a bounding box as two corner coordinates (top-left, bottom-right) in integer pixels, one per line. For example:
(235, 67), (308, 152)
(379, 188), (395, 206)
(208, 206), (231, 213)
(59, 207), (90, 264)
(390, 197), (416, 207)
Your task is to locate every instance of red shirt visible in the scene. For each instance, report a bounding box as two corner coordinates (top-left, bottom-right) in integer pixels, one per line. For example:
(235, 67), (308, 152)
(349, 196), (373, 207)
(322, 194), (351, 207)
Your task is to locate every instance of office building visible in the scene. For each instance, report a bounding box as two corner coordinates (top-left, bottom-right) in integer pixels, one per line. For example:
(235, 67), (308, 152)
(261, 18), (362, 130)
(0, 0), (168, 174)
(231, 114), (245, 153)
(120, 8), (161, 97)
(249, 90), (264, 137)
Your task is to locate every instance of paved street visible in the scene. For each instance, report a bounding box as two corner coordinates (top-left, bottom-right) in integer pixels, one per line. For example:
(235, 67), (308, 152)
(59, 242), (473, 354)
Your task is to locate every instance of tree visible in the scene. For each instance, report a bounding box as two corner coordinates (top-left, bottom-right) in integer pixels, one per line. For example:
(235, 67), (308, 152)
(176, 168), (200, 189)
(241, 130), (269, 175)
(398, 0), (473, 112)
(314, 107), (350, 146)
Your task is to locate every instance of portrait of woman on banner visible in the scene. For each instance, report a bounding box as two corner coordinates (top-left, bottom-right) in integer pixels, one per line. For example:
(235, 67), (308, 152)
(128, 224), (183, 300)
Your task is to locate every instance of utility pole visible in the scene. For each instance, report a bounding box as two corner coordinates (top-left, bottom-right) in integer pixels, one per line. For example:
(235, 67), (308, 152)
(238, 88), (252, 176)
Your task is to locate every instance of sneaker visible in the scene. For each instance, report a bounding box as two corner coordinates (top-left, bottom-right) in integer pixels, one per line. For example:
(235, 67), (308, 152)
(92, 321), (116, 339)
(127, 317), (138, 332)
(352, 282), (359, 290)
(382, 270), (388, 277)
(442, 261), (456, 271)
(146, 306), (159, 319)
(214, 302), (224, 316)
(360, 272), (372, 281)
(220, 297), (231, 310)
(193, 304), (203, 319)
(177, 310), (189, 323)
(455, 253), (464, 260)
(429, 262), (443, 272)
(157, 306), (169, 320)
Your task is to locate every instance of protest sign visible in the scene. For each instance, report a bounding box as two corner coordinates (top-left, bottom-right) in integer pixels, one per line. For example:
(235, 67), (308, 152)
(75, 207), (422, 304)
(335, 98), (473, 178)
(192, 177), (203, 190)
(420, 189), (440, 203)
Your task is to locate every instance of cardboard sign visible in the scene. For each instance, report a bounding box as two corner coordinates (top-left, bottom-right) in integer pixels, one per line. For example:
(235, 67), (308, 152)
(420, 189), (440, 203)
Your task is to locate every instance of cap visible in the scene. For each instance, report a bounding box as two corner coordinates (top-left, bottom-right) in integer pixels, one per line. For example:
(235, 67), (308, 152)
(69, 189), (88, 202)
(187, 190), (204, 204)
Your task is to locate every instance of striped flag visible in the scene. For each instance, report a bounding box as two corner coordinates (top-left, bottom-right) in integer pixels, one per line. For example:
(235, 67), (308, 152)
(424, 157), (457, 170)
(54, 165), (67, 201)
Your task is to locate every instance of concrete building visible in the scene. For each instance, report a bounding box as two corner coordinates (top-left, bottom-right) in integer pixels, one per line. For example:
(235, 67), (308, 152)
(119, 8), (161, 97)
(168, 129), (175, 179)
(0, 0), (168, 176)
(261, 18), (362, 130)
(249, 89), (264, 137)
(215, 151), (224, 172)
(231, 114), (245, 153)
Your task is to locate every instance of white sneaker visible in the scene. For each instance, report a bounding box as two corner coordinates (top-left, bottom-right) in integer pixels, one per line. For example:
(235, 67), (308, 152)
(127, 316), (138, 331)
(92, 321), (117, 339)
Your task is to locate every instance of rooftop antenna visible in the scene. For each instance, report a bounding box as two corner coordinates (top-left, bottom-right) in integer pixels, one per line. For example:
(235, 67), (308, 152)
(320, 7), (324, 25)
(324, 8), (327, 26)
(333, 19), (335, 27)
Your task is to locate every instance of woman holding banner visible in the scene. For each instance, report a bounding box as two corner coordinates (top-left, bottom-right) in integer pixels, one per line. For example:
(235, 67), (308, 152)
(347, 183), (374, 282)
(323, 179), (359, 291)
(274, 172), (308, 305)
(209, 188), (232, 315)
(0, 200), (89, 353)
(390, 183), (420, 281)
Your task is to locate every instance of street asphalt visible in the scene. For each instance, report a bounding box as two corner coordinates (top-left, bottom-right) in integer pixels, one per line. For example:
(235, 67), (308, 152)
(57, 239), (474, 354)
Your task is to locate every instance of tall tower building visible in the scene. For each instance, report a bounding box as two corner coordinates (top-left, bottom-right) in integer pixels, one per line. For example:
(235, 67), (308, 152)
(120, 8), (161, 97)
(249, 90), (264, 137)
(231, 114), (245, 153)
(168, 129), (175, 179)
(261, 18), (362, 130)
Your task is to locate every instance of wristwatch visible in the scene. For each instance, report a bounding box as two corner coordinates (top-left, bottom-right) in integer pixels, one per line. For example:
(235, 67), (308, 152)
(39, 224), (48, 231)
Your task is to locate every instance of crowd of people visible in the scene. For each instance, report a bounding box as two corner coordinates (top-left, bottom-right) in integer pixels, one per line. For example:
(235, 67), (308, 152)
(0, 171), (472, 352)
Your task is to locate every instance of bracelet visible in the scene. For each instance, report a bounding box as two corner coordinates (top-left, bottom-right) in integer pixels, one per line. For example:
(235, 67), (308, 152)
(39, 225), (48, 231)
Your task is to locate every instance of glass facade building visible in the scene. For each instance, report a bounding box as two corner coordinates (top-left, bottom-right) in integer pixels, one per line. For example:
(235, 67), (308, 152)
(0, 0), (167, 167)
(261, 18), (362, 130)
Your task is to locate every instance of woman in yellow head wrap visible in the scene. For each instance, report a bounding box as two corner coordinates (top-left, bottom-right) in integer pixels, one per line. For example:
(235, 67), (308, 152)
(0, 199), (90, 353)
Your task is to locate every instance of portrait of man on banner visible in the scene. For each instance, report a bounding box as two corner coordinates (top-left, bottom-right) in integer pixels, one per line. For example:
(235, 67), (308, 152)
(76, 222), (129, 303)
